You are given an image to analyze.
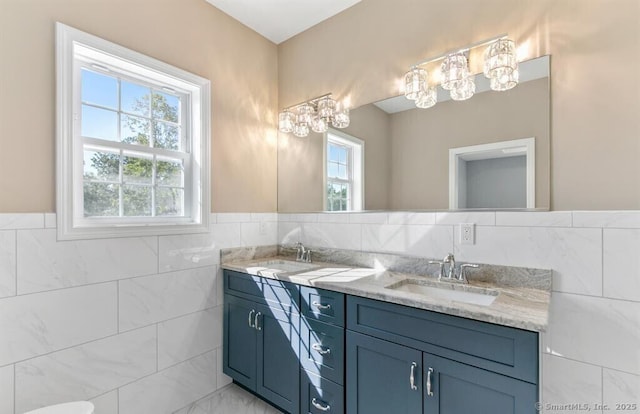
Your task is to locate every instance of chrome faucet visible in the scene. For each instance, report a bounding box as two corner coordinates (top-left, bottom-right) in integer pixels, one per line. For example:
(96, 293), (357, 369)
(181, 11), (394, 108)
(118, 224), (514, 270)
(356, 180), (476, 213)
(428, 253), (479, 283)
(443, 253), (456, 280)
(295, 242), (312, 263)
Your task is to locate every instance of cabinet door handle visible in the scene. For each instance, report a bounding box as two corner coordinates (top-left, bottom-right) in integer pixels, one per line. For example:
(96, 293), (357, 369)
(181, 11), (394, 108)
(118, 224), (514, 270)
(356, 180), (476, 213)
(410, 362), (418, 390)
(311, 398), (331, 411)
(254, 312), (262, 331)
(311, 343), (331, 355)
(426, 367), (434, 397)
(312, 301), (332, 310)
(248, 309), (255, 328)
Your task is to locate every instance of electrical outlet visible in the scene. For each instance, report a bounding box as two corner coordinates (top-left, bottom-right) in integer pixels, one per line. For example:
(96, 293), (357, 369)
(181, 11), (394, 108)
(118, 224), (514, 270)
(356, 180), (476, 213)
(460, 223), (475, 245)
(259, 221), (267, 236)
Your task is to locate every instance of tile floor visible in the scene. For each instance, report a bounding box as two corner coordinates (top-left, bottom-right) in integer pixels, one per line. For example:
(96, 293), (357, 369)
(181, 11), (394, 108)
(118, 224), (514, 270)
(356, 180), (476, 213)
(175, 384), (283, 414)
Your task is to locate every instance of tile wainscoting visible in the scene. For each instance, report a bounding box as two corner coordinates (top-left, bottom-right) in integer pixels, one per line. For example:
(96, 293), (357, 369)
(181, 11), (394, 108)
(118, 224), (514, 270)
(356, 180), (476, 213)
(0, 211), (638, 414)
(0, 213), (277, 414)
(279, 211), (640, 414)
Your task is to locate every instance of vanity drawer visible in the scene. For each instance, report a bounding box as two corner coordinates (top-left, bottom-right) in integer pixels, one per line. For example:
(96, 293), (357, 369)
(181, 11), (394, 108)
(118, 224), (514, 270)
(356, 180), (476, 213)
(224, 270), (300, 312)
(301, 287), (345, 327)
(346, 296), (538, 383)
(301, 319), (344, 385)
(301, 370), (344, 414)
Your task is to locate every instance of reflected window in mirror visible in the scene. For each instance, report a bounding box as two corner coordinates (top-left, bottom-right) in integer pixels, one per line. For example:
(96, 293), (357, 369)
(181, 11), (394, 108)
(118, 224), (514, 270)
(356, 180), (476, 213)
(324, 130), (364, 211)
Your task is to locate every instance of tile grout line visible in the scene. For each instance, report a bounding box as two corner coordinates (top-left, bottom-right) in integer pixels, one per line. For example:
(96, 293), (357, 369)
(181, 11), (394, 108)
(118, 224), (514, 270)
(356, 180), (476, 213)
(14, 230), (17, 297)
(156, 323), (159, 373)
(541, 352), (640, 377)
(9, 263), (220, 300)
(601, 227), (604, 298)
(117, 279), (121, 334)
(601, 365), (604, 411)
(13, 363), (16, 414)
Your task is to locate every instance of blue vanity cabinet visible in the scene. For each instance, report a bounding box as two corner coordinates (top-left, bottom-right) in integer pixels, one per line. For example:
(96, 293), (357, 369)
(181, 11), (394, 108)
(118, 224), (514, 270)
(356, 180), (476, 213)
(223, 270), (301, 414)
(346, 296), (539, 414)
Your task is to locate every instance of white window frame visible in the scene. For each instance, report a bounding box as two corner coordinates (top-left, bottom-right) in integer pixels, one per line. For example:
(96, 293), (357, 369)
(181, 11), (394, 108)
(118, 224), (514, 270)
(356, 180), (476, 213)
(323, 129), (364, 211)
(56, 23), (211, 240)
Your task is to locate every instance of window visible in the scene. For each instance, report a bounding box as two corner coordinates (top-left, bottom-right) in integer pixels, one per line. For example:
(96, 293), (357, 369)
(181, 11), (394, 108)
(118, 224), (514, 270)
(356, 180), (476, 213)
(324, 130), (364, 211)
(56, 23), (210, 239)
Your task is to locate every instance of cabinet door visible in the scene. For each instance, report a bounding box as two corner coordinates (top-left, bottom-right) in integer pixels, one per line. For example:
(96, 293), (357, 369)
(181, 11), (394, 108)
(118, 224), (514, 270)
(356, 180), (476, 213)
(223, 295), (257, 390)
(346, 331), (422, 414)
(256, 303), (301, 414)
(423, 353), (538, 414)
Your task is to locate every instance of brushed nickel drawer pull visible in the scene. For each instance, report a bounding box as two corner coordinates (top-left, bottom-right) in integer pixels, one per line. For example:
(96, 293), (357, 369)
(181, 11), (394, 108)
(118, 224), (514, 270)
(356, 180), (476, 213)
(254, 312), (262, 331)
(410, 362), (418, 390)
(311, 343), (331, 355)
(426, 367), (434, 397)
(312, 301), (332, 310)
(248, 309), (255, 328)
(311, 398), (331, 411)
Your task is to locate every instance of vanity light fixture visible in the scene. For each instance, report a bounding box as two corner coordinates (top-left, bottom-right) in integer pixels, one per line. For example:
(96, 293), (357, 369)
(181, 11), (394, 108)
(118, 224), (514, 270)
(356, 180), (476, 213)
(278, 94), (350, 137)
(404, 34), (519, 108)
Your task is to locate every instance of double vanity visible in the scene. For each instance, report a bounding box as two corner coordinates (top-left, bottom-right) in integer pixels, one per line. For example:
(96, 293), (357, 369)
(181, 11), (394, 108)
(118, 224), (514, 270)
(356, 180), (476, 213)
(222, 246), (551, 414)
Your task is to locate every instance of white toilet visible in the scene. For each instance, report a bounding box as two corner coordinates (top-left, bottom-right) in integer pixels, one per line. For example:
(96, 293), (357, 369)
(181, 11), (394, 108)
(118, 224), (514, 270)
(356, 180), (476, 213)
(24, 401), (94, 414)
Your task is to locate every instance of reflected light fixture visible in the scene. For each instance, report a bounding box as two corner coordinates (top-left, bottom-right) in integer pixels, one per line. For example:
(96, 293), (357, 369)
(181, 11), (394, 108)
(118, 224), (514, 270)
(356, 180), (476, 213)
(278, 94), (350, 137)
(404, 34), (519, 109)
(484, 38), (519, 91)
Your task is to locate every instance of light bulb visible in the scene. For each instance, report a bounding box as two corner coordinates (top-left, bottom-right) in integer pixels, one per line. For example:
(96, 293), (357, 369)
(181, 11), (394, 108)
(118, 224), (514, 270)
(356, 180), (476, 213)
(441, 53), (469, 91)
(415, 85), (437, 109)
(484, 38), (519, 91)
(278, 110), (294, 133)
(450, 77), (476, 101)
(293, 122), (309, 137)
(332, 103), (350, 128)
(311, 115), (328, 133)
(317, 97), (336, 119)
(404, 67), (428, 100)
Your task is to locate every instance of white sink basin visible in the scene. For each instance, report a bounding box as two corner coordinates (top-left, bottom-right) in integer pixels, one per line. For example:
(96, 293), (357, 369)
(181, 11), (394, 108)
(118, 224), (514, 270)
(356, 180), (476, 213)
(248, 259), (319, 275)
(387, 279), (498, 306)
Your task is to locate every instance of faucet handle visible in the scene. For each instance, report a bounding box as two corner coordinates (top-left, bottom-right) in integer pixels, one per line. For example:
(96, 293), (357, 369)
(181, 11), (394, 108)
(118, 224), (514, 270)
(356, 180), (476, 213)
(459, 263), (479, 282)
(428, 260), (445, 280)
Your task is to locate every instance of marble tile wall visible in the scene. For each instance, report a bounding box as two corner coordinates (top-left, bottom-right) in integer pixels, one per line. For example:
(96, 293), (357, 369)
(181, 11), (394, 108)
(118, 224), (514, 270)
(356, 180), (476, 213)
(0, 212), (277, 414)
(279, 210), (640, 414)
(1, 210), (637, 414)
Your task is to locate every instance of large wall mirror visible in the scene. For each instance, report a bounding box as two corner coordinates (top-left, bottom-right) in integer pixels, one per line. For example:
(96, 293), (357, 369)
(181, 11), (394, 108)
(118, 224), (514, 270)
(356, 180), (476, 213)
(277, 56), (550, 212)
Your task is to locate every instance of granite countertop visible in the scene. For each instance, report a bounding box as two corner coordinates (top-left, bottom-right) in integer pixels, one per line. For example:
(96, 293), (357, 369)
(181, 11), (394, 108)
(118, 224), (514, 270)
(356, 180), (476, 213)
(222, 251), (551, 332)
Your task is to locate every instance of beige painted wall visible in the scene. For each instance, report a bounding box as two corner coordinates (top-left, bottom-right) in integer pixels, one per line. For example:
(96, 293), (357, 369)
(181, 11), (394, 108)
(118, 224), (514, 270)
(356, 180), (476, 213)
(390, 77), (549, 209)
(278, 0), (640, 210)
(0, 0), (278, 213)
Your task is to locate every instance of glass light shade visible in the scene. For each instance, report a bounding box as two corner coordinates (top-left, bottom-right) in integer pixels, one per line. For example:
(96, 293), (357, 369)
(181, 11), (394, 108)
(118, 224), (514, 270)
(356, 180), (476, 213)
(490, 68), (519, 91)
(332, 104), (350, 128)
(293, 122), (310, 137)
(450, 77), (476, 101)
(415, 85), (437, 109)
(484, 38), (518, 91)
(296, 104), (314, 125)
(317, 97), (336, 119)
(441, 53), (469, 91)
(404, 67), (428, 100)
(311, 115), (328, 133)
(278, 110), (295, 133)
